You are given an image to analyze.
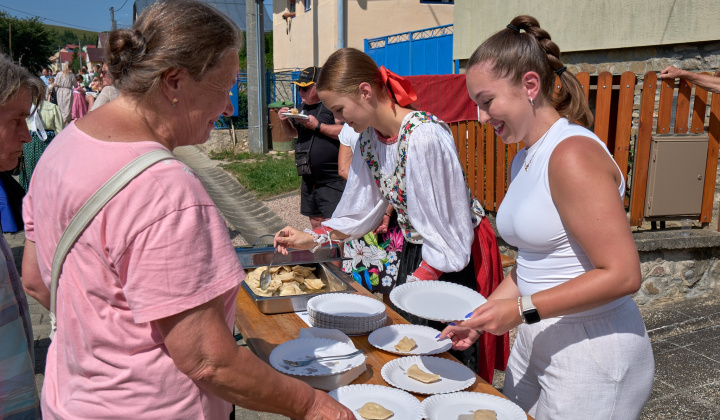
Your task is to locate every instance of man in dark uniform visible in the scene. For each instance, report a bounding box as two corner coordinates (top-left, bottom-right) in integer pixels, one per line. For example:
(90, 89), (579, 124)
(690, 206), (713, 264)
(278, 66), (345, 229)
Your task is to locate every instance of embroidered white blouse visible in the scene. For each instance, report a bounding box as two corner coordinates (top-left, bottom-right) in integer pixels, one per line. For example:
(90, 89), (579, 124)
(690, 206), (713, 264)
(323, 112), (476, 272)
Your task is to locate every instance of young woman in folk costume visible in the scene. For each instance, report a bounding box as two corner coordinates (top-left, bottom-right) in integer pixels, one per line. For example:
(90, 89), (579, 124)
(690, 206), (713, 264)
(274, 47), (508, 382)
(440, 16), (654, 419)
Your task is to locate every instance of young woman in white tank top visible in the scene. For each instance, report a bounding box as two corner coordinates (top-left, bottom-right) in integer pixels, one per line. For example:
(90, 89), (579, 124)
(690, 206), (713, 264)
(440, 15), (654, 419)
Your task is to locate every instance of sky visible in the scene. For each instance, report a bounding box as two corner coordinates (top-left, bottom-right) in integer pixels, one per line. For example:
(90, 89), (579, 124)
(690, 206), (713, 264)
(0, 0), (134, 33)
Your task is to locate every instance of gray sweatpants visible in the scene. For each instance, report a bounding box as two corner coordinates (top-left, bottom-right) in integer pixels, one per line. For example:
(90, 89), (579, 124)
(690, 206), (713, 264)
(503, 298), (654, 419)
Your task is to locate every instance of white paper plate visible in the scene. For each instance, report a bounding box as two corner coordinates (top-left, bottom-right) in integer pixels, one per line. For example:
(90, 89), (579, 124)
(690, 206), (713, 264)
(421, 392), (527, 420)
(368, 324), (452, 356)
(329, 384), (424, 420)
(280, 112), (309, 119)
(390, 281), (487, 322)
(269, 338), (365, 377)
(381, 355), (475, 395)
(308, 293), (386, 319)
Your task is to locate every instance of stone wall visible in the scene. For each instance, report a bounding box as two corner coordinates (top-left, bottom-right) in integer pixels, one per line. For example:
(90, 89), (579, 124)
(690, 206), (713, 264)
(563, 40), (720, 77)
(636, 247), (720, 306)
(496, 224), (720, 307)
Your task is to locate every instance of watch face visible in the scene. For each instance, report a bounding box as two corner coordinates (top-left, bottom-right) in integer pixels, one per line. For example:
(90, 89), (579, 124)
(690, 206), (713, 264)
(524, 309), (541, 324)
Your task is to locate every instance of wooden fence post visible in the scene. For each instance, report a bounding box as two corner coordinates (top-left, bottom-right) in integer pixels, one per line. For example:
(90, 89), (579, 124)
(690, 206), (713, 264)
(629, 71), (658, 226)
(613, 72), (637, 186)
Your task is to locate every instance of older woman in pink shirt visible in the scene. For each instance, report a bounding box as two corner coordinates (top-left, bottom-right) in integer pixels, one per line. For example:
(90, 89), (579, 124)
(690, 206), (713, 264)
(21, 1), (352, 419)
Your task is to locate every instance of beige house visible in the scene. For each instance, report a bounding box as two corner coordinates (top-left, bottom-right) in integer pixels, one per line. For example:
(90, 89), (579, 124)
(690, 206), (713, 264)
(272, 0), (454, 71)
(453, 0), (720, 76)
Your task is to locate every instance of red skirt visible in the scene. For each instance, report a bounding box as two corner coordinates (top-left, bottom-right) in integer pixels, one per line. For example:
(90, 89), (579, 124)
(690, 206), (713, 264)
(471, 217), (510, 384)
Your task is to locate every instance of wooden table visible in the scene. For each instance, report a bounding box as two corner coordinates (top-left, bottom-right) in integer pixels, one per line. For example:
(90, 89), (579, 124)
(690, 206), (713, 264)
(235, 280), (533, 419)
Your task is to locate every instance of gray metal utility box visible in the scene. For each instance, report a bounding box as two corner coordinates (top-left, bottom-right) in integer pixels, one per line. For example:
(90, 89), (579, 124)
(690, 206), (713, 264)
(644, 134), (708, 219)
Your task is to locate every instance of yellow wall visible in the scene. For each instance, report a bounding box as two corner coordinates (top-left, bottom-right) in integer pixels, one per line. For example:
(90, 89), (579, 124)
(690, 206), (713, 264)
(454, 0), (720, 61)
(273, 0), (454, 71)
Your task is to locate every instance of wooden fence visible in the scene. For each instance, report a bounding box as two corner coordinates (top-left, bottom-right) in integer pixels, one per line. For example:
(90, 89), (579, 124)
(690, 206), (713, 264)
(450, 71), (720, 229)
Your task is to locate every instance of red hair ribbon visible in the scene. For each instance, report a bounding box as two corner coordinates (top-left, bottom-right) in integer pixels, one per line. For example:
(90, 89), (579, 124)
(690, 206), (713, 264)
(379, 66), (417, 107)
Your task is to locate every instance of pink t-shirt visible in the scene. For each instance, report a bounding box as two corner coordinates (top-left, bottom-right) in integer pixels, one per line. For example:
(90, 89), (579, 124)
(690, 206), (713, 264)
(23, 122), (245, 419)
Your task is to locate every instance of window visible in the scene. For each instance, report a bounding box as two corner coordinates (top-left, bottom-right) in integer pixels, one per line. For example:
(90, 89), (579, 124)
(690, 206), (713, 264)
(304, 0), (311, 12)
(420, 0), (453, 3)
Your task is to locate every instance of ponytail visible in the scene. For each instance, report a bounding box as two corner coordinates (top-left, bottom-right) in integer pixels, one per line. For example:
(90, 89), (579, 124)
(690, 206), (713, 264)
(469, 15), (592, 128)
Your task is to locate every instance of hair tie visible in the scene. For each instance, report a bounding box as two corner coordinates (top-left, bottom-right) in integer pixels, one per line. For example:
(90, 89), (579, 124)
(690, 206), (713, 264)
(506, 24), (521, 33)
(379, 66), (417, 107)
(555, 66), (567, 76)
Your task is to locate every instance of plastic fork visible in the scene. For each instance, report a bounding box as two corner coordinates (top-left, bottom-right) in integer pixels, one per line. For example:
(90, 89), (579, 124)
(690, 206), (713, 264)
(283, 350), (364, 367)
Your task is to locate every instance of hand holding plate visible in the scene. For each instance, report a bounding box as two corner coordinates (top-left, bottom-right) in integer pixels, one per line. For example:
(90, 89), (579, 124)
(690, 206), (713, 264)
(277, 107), (291, 121)
(297, 114), (319, 130)
(437, 325), (481, 351)
(304, 389), (356, 420)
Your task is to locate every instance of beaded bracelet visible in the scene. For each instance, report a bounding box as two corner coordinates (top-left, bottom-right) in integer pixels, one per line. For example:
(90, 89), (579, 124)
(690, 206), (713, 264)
(304, 226), (333, 253)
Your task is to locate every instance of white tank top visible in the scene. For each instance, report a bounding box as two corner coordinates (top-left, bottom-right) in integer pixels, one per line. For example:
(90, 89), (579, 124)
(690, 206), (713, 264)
(496, 118), (627, 317)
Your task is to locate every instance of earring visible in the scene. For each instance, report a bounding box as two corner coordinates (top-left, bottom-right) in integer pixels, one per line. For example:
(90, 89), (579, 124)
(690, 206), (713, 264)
(529, 97), (535, 106)
(171, 98), (178, 107)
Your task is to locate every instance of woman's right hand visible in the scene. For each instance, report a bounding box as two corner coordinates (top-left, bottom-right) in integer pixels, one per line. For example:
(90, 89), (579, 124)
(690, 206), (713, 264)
(274, 226), (315, 255)
(450, 299), (522, 337)
(303, 389), (355, 419)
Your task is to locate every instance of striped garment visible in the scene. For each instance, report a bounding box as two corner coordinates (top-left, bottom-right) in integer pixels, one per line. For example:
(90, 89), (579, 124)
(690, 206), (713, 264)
(0, 236), (40, 419)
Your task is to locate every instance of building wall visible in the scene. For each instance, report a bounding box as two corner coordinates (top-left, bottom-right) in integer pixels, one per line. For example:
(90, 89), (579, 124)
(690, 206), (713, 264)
(272, 0), (453, 71)
(454, 0), (720, 63)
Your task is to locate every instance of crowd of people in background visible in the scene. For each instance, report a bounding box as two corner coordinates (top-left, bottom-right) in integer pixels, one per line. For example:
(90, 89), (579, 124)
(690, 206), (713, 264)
(16, 62), (117, 196)
(38, 62), (109, 124)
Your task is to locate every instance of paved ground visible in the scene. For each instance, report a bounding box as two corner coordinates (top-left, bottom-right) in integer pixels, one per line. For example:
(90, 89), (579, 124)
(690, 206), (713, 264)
(13, 145), (720, 419)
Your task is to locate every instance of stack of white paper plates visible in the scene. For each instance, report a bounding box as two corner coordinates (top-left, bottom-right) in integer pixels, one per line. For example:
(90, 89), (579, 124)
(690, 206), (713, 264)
(329, 384), (424, 420)
(390, 281), (487, 322)
(307, 293), (387, 335)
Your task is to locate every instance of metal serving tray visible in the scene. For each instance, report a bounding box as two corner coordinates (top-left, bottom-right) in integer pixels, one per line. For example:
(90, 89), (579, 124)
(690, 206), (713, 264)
(235, 245), (343, 269)
(240, 261), (357, 314)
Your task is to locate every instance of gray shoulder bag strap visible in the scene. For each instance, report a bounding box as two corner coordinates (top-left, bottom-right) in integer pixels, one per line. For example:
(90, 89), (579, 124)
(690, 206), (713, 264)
(49, 149), (175, 339)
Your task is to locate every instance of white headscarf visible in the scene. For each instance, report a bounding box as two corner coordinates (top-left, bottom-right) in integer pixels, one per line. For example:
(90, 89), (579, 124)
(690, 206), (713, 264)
(27, 104), (47, 141)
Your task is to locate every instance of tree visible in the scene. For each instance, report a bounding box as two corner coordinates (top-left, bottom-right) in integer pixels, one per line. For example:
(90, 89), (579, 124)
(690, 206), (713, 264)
(0, 12), (55, 74)
(70, 50), (81, 73)
(239, 30), (273, 72)
(264, 31), (273, 72)
(53, 29), (95, 48)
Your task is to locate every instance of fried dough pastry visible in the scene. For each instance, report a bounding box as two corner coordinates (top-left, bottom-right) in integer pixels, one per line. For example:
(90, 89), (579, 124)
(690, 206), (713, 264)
(246, 265), (326, 297)
(357, 402), (393, 420)
(406, 364), (441, 383)
(472, 409), (497, 420)
(394, 336), (417, 352)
